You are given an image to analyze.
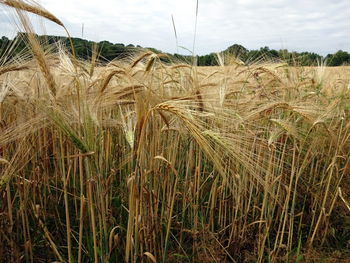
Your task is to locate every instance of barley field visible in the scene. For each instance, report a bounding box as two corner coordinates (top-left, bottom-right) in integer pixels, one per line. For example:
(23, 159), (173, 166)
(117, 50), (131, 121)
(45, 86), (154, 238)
(1, 2), (350, 263)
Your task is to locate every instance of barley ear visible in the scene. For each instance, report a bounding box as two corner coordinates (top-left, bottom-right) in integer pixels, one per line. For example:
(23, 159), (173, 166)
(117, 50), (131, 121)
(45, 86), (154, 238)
(1, 0), (64, 27)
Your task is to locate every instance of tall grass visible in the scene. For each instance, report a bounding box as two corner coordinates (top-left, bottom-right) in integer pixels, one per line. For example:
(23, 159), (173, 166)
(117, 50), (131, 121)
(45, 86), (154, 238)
(1, 1), (350, 262)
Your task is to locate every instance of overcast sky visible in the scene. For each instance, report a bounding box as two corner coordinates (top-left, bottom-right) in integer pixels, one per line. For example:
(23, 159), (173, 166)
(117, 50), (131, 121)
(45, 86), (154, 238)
(1, 0), (350, 55)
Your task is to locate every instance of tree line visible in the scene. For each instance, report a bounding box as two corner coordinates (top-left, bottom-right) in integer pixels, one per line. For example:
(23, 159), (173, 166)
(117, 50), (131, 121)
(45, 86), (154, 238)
(1, 33), (349, 66)
(194, 44), (350, 67)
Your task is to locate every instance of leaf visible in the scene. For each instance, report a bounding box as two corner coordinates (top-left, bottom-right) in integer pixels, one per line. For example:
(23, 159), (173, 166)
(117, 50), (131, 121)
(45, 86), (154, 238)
(144, 252), (156, 263)
(145, 56), (156, 73)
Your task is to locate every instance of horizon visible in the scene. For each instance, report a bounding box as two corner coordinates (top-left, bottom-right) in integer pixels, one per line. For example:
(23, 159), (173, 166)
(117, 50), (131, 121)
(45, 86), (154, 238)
(0, 32), (341, 57)
(0, 0), (349, 56)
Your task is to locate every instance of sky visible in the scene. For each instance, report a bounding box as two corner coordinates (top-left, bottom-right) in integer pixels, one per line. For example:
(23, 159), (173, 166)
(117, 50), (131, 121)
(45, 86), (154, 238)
(0, 0), (350, 56)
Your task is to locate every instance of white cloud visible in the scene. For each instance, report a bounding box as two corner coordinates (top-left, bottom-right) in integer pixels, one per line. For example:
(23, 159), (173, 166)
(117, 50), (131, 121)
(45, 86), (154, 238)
(0, 0), (349, 55)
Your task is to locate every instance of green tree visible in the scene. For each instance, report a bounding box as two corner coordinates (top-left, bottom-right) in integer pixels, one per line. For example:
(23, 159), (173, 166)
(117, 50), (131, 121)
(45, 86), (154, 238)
(327, 50), (350, 66)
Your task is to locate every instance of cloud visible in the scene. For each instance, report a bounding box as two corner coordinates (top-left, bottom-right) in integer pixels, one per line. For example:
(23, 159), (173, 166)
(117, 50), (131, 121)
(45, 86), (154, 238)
(0, 0), (349, 55)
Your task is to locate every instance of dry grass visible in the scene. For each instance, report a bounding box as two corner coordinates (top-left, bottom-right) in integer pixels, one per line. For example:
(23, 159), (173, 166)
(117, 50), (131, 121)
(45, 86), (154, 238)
(1, 1), (350, 262)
